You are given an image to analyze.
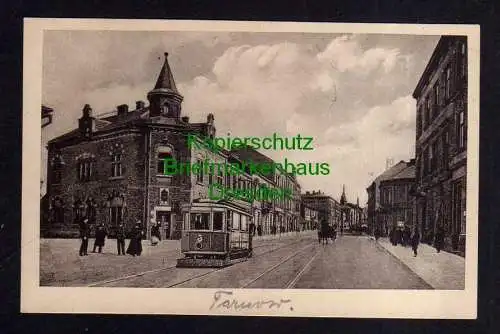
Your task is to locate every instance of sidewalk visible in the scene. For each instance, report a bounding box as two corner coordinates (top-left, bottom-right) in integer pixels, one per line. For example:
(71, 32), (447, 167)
(375, 237), (465, 290)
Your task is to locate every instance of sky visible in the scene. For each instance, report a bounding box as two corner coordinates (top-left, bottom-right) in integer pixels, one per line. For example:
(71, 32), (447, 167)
(41, 30), (440, 204)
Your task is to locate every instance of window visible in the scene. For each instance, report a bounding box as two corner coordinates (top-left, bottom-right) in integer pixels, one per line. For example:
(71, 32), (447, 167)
(191, 213), (209, 230)
(217, 169), (224, 186)
(213, 212), (223, 231)
(196, 159), (204, 183)
(416, 107), (422, 137)
(77, 160), (94, 182)
(208, 169), (213, 185)
(110, 207), (123, 226)
(442, 130), (449, 169)
(111, 153), (122, 177)
(162, 103), (169, 115)
(108, 193), (125, 227)
(423, 148), (429, 176)
(434, 83), (440, 110)
(458, 109), (466, 149)
(241, 215), (248, 231)
(460, 42), (467, 78)
(445, 66), (452, 99)
(429, 143), (436, 172)
(157, 151), (172, 175)
(86, 198), (97, 223)
(232, 212), (240, 230)
(423, 99), (430, 129)
(160, 188), (169, 204)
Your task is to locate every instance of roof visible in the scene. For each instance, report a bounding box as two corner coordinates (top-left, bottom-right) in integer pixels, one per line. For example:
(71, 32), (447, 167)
(152, 52), (179, 94)
(412, 36), (465, 99)
(375, 160), (415, 184)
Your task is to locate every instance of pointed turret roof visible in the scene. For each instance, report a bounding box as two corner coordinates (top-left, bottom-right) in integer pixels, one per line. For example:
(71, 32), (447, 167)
(152, 52), (179, 94)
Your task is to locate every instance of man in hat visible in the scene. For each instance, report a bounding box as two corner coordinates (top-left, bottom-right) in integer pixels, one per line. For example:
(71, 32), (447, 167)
(79, 218), (90, 256)
(116, 222), (126, 255)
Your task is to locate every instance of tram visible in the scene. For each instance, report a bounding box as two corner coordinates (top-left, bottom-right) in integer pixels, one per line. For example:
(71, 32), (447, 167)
(176, 199), (253, 268)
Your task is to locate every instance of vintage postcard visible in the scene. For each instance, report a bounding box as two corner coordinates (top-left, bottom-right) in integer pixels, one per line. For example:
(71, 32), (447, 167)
(22, 18), (479, 318)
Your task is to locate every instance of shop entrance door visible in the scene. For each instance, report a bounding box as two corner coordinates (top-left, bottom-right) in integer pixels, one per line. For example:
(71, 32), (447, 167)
(156, 211), (171, 240)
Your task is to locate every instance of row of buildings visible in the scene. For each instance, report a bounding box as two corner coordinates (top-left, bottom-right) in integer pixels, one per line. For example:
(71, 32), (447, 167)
(41, 53), (365, 240)
(366, 36), (468, 256)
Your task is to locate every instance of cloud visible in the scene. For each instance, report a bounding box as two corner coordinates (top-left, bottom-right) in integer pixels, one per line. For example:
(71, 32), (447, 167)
(41, 31), (435, 202)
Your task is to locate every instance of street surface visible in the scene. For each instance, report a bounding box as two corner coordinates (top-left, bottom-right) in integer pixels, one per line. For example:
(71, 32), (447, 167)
(40, 233), (439, 289)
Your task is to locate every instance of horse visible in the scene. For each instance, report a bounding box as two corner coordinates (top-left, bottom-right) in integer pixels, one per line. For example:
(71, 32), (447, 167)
(318, 223), (335, 245)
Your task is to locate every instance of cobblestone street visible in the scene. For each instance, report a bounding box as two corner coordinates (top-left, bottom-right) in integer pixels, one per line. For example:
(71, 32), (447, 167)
(40, 233), (464, 289)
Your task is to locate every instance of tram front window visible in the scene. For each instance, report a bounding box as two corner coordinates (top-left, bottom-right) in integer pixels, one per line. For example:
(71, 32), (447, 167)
(191, 213), (209, 230)
(213, 212), (223, 231)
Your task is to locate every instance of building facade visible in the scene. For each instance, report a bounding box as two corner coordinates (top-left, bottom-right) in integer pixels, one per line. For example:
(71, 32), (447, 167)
(301, 191), (340, 229)
(366, 160), (415, 236)
(378, 160), (416, 231)
(413, 36), (467, 255)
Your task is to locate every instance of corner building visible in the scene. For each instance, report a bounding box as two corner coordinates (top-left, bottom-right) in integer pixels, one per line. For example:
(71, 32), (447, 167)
(45, 53), (237, 239)
(413, 36), (467, 255)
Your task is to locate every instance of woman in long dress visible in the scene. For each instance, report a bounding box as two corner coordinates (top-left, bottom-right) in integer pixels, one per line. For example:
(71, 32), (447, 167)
(126, 222), (144, 256)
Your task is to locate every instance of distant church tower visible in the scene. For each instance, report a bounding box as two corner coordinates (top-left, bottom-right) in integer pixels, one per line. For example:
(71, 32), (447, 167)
(147, 52), (183, 118)
(340, 184), (347, 206)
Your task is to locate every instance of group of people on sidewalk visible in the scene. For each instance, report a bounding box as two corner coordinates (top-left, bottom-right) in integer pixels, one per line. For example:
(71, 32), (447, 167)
(375, 224), (446, 257)
(78, 218), (145, 257)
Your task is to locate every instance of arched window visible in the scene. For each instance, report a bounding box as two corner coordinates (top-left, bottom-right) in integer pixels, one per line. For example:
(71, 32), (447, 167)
(162, 103), (169, 115)
(111, 153), (122, 177)
(73, 198), (86, 223)
(160, 188), (169, 205)
(157, 146), (174, 175)
(76, 153), (96, 182)
(107, 192), (126, 227)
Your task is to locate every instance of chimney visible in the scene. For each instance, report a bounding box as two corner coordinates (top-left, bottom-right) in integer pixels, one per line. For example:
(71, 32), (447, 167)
(181, 116), (190, 123)
(117, 104), (129, 117)
(136, 100), (145, 110)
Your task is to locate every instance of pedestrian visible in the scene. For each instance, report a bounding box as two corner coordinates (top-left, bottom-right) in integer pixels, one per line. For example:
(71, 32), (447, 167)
(126, 221), (144, 256)
(257, 224), (262, 236)
(151, 222), (160, 246)
(374, 227), (380, 241)
(435, 225), (445, 253)
(116, 222), (126, 255)
(411, 228), (420, 257)
(92, 222), (107, 253)
(79, 218), (90, 256)
(249, 221), (256, 237)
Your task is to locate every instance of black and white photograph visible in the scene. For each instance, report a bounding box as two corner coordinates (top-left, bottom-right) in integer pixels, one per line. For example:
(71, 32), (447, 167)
(22, 19), (479, 318)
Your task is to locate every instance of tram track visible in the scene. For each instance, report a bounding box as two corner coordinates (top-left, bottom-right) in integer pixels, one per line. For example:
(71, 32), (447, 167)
(239, 243), (319, 289)
(88, 237), (312, 287)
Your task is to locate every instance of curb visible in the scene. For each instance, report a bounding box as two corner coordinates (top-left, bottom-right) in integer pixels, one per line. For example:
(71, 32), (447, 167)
(372, 239), (434, 290)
